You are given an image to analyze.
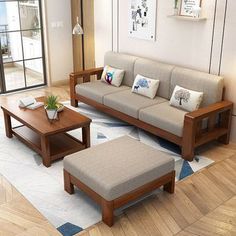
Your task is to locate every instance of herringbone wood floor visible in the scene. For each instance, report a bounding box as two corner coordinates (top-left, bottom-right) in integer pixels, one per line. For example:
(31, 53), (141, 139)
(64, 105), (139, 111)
(0, 86), (236, 236)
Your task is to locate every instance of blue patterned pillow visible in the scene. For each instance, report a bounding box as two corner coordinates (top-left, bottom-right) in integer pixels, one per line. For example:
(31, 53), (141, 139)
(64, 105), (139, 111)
(132, 74), (160, 99)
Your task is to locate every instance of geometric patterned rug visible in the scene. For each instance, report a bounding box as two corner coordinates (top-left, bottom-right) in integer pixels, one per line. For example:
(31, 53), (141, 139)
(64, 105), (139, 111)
(0, 102), (214, 236)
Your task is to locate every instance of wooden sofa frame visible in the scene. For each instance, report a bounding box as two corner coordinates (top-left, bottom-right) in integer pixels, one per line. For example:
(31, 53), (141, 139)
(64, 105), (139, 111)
(64, 169), (175, 227)
(70, 68), (233, 161)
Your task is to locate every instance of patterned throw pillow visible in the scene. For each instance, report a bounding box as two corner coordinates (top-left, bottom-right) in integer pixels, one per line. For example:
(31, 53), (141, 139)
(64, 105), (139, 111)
(101, 65), (125, 87)
(170, 85), (204, 112)
(131, 74), (160, 99)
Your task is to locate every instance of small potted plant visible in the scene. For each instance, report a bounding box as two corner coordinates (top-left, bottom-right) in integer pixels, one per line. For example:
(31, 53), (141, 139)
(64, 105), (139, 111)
(45, 95), (59, 120)
(174, 0), (179, 15)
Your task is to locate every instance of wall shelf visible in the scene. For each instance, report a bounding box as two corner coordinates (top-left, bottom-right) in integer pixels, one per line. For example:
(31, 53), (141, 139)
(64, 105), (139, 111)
(168, 15), (207, 22)
(19, 3), (38, 8)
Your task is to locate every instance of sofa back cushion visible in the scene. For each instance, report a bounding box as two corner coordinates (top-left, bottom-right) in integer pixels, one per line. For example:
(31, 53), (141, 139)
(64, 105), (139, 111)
(171, 67), (224, 107)
(134, 58), (174, 99)
(104, 51), (138, 87)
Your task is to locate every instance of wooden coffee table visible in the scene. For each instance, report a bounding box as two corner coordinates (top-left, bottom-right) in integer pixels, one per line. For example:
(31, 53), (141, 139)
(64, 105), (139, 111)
(1, 97), (91, 167)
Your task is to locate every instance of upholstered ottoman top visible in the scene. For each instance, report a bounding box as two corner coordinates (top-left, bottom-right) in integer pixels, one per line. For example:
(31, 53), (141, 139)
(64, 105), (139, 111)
(64, 136), (175, 201)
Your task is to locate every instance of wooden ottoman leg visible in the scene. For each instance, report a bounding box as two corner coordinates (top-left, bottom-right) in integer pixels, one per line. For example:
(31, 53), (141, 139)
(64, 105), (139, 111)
(102, 199), (114, 227)
(64, 169), (75, 194)
(164, 171), (175, 194)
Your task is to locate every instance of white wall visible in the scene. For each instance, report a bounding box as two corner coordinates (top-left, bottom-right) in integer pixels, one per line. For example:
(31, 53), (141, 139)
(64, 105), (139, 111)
(43, 0), (73, 84)
(218, 0), (236, 140)
(94, 0), (236, 142)
(118, 0), (216, 72)
(94, 0), (113, 66)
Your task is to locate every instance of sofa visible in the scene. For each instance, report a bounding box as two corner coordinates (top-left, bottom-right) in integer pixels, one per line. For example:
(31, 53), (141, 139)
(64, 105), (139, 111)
(70, 51), (233, 161)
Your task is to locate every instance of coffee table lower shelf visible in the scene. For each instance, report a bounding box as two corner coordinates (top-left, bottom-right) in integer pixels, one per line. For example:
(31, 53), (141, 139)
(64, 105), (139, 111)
(12, 125), (86, 164)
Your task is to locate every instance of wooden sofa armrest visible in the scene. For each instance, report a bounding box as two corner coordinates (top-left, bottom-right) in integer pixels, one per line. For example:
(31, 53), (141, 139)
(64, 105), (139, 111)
(182, 100), (233, 161)
(70, 67), (103, 107)
(70, 67), (104, 82)
(185, 101), (233, 121)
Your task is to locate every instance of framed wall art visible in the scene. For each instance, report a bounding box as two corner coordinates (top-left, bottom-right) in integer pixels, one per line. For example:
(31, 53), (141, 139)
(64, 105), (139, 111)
(180, 0), (202, 17)
(128, 0), (157, 41)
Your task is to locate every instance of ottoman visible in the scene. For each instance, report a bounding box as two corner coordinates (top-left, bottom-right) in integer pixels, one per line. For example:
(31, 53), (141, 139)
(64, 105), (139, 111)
(63, 136), (175, 226)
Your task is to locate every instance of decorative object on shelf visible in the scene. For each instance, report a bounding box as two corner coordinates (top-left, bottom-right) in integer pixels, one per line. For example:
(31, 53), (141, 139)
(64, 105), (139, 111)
(44, 95), (59, 120)
(180, 0), (201, 17)
(192, 5), (201, 18)
(128, 0), (156, 41)
(174, 0), (179, 15)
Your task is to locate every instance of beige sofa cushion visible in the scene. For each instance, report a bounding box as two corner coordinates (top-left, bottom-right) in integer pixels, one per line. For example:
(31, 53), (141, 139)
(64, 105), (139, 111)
(64, 136), (175, 201)
(75, 81), (129, 103)
(104, 51), (138, 87)
(171, 67), (224, 106)
(134, 58), (174, 99)
(139, 102), (187, 137)
(104, 90), (167, 118)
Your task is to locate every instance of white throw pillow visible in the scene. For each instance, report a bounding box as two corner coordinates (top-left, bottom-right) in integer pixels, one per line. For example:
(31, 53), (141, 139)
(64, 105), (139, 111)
(131, 74), (160, 99)
(170, 85), (204, 112)
(101, 65), (125, 87)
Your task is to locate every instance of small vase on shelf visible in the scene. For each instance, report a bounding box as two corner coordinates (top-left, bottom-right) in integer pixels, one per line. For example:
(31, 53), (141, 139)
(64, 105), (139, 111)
(192, 6), (202, 18)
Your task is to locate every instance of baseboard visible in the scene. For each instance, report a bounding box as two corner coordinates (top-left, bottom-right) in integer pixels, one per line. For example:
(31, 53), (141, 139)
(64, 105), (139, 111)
(51, 79), (69, 86)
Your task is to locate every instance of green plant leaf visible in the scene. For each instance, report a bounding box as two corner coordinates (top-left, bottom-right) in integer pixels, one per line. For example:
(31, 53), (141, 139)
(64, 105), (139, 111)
(45, 95), (58, 110)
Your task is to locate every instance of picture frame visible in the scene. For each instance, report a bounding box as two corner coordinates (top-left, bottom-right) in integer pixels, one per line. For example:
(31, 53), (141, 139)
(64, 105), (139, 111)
(128, 0), (157, 41)
(180, 0), (202, 17)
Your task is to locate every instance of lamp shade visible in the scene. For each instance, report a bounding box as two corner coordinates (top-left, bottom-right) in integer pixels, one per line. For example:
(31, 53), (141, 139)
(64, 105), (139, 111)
(73, 17), (84, 35)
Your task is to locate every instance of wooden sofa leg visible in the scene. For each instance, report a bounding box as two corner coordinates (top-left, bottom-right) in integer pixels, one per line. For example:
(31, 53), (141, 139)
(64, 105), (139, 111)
(182, 116), (197, 162)
(102, 199), (114, 227)
(71, 98), (78, 107)
(218, 134), (230, 145)
(218, 110), (232, 145)
(64, 169), (75, 194)
(164, 171), (175, 194)
(182, 147), (195, 162)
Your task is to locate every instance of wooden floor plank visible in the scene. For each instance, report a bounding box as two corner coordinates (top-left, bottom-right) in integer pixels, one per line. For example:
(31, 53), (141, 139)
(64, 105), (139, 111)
(124, 213), (147, 235)
(178, 179), (210, 215)
(0, 175), (21, 206)
(87, 226), (103, 236)
(173, 188), (203, 220)
(202, 171), (234, 200)
(175, 231), (199, 236)
(185, 221), (228, 236)
(202, 216), (236, 233)
(208, 166), (236, 194)
(118, 215), (138, 236)
(151, 197), (181, 234)
(143, 200), (173, 236)
(196, 172), (230, 202)
(131, 204), (162, 236)
(97, 222), (114, 236)
(207, 208), (236, 226)
(110, 217), (126, 236)
(157, 193), (189, 229)
(125, 204), (157, 236)
(190, 173), (223, 209)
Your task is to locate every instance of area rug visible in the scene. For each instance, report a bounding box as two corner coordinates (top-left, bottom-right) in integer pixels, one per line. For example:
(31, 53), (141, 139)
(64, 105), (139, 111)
(0, 102), (214, 234)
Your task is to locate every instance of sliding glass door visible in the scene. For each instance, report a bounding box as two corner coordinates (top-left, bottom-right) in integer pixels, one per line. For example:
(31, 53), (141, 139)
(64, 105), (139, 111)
(0, 0), (46, 93)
